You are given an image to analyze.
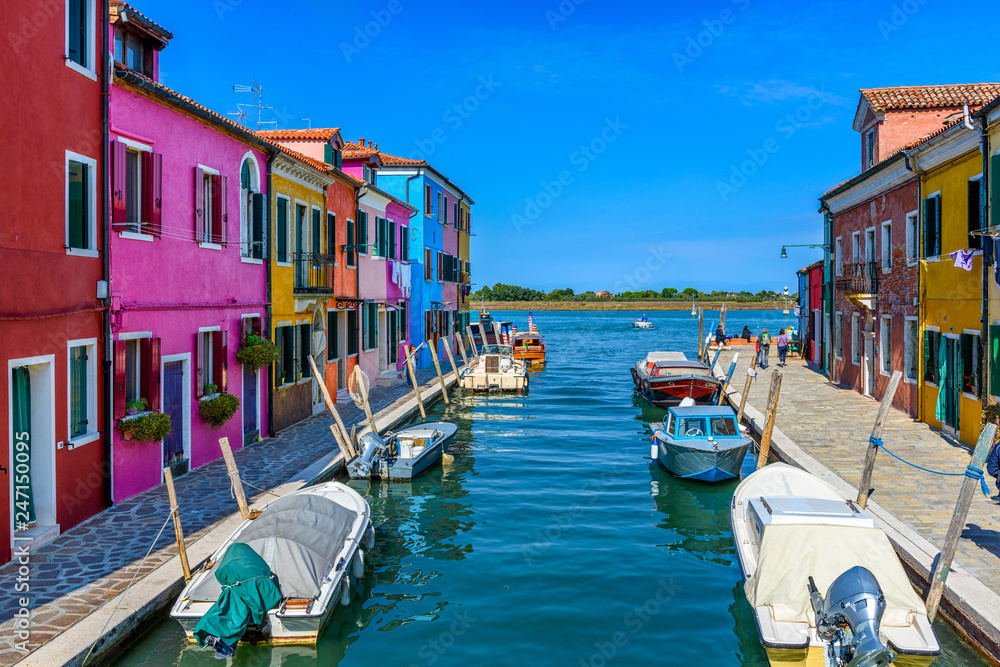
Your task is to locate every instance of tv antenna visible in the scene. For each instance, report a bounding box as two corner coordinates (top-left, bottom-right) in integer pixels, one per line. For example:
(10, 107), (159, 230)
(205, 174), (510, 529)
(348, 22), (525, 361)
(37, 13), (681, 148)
(300, 118), (312, 128)
(232, 79), (275, 130)
(227, 103), (248, 127)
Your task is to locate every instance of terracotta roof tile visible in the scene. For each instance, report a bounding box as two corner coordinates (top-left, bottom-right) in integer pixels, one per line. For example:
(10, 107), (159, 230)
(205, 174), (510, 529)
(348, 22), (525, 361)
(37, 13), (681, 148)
(860, 83), (1000, 112)
(110, 1), (173, 39)
(256, 128), (341, 142)
(270, 143), (330, 173)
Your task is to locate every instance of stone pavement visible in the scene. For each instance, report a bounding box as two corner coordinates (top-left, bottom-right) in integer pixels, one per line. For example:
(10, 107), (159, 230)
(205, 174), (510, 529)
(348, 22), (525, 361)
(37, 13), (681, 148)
(722, 352), (1000, 597)
(0, 368), (439, 664)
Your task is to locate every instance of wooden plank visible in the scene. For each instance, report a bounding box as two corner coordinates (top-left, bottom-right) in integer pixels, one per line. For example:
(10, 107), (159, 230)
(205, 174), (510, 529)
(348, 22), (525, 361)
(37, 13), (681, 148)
(219, 437), (250, 519)
(925, 423), (997, 621)
(755, 372), (783, 470)
(429, 341), (450, 405)
(163, 467), (191, 583)
(306, 355), (355, 460)
(856, 370), (903, 509)
(404, 345), (427, 420)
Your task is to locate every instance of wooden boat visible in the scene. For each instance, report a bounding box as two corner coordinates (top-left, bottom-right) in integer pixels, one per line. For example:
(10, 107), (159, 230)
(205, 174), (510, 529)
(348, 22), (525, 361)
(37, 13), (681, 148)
(346, 421), (458, 481)
(511, 332), (546, 365)
(460, 343), (528, 392)
(630, 352), (721, 407)
(170, 482), (373, 647)
(649, 405), (751, 482)
(731, 464), (941, 666)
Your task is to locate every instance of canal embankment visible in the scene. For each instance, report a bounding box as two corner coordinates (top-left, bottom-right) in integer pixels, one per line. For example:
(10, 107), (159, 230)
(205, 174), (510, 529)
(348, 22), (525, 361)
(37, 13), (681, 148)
(713, 351), (1000, 662)
(4, 364), (465, 667)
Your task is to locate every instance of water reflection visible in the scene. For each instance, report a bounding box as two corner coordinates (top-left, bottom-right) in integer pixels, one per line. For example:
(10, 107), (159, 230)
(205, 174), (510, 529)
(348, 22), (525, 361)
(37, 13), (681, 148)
(649, 464), (737, 567)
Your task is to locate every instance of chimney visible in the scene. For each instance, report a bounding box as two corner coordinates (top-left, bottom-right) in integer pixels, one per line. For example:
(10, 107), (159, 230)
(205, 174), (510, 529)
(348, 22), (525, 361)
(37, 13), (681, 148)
(374, 142), (378, 150)
(359, 137), (365, 147)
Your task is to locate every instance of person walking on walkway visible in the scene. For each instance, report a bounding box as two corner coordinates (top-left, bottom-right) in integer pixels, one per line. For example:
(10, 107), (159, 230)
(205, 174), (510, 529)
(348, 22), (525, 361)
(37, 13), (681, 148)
(759, 328), (771, 368)
(776, 329), (790, 367)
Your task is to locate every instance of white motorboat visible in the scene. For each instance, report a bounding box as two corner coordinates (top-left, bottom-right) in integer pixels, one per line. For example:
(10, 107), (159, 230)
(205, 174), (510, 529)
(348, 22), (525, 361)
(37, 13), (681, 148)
(170, 482), (373, 649)
(459, 343), (528, 392)
(730, 464), (941, 666)
(632, 318), (655, 329)
(346, 420), (458, 481)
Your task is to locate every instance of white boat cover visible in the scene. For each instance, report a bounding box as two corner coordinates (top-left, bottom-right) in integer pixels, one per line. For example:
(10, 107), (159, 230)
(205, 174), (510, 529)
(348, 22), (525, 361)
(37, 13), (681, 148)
(644, 352), (687, 363)
(187, 494), (356, 602)
(745, 523), (925, 628)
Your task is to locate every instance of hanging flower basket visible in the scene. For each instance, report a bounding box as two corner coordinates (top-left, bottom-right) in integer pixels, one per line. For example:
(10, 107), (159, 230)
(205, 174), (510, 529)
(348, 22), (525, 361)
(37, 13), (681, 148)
(117, 411), (172, 443)
(236, 333), (280, 373)
(198, 392), (240, 430)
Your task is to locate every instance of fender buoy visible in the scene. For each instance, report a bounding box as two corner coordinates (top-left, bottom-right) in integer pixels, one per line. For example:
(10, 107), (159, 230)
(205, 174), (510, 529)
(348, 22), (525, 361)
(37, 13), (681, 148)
(650, 443), (658, 460)
(340, 578), (351, 606)
(352, 549), (365, 580)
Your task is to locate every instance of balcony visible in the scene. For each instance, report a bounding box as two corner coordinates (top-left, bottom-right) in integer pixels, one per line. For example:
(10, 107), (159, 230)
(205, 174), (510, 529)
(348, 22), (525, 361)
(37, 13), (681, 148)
(836, 260), (879, 309)
(293, 252), (336, 295)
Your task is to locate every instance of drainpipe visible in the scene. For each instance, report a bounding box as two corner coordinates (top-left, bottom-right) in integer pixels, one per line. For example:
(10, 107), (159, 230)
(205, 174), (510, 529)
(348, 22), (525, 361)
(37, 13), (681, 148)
(979, 114), (990, 410)
(101, 0), (113, 506)
(964, 103), (975, 131)
(265, 149), (276, 436)
(904, 149), (924, 422)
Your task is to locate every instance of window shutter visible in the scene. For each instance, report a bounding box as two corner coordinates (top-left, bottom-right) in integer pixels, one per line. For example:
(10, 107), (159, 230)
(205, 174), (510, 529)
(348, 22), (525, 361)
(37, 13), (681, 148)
(969, 179), (981, 249)
(933, 193), (942, 257)
(312, 208), (321, 255)
(324, 144), (334, 165)
(112, 141), (127, 226)
(274, 328), (283, 387)
(922, 197), (932, 258)
(114, 339), (127, 419)
(425, 248), (432, 280)
(143, 337), (161, 411)
(401, 228), (409, 261)
(358, 210), (368, 255)
(327, 212), (335, 257)
(389, 221), (397, 260)
(922, 330), (930, 383)
(212, 174), (227, 245)
(150, 152), (162, 236)
(214, 330), (228, 392)
(194, 167), (205, 242)
(991, 325), (1000, 396)
(346, 219), (355, 265)
(195, 332), (204, 398)
(424, 185), (431, 215)
(252, 193), (267, 259)
(992, 156), (1000, 232)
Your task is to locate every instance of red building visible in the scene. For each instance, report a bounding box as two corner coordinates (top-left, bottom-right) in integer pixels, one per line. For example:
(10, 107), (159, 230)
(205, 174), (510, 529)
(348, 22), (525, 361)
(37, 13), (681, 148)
(0, 0), (110, 562)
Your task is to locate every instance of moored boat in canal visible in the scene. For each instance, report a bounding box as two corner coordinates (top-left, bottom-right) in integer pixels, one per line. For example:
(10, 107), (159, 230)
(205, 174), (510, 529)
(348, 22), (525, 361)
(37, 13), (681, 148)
(730, 463), (941, 666)
(511, 331), (546, 365)
(346, 421), (458, 481)
(170, 482), (373, 651)
(649, 404), (751, 482)
(631, 351), (721, 407)
(460, 343), (529, 392)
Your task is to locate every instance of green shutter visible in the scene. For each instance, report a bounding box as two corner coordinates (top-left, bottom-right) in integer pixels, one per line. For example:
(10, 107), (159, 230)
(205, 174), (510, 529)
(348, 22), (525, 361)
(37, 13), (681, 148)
(12, 366), (35, 525)
(358, 211), (368, 256)
(324, 144), (334, 165)
(991, 155), (1000, 228)
(991, 325), (1000, 396)
(933, 193), (942, 256)
(312, 208), (321, 255)
(276, 198), (288, 262)
(70, 346), (87, 438)
(923, 330), (931, 383)
(252, 193), (267, 259)
(346, 219), (355, 265)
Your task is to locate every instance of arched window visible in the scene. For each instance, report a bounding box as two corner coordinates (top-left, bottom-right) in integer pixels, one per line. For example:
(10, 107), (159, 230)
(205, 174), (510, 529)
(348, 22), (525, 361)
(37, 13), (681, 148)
(240, 154), (262, 258)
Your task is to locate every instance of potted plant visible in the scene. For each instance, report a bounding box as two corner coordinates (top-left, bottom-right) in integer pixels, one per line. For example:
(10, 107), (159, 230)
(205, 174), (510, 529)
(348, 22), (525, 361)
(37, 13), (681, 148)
(198, 391), (240, 430)
(236, 333), (280, 373)
(117, 409), (171, 442)
(982, 403), (1000, 444)
(203, 383), (218, 397)
(126, 398), (148, 416)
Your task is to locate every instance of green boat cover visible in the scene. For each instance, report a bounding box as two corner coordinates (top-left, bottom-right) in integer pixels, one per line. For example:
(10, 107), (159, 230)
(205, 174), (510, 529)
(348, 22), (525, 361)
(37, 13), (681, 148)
(194, 542), (282, 648)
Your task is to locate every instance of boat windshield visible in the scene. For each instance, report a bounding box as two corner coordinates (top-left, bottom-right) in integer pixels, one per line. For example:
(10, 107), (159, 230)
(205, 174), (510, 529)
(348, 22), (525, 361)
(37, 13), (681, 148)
(676, 416), (707, 437)
(481, 345), (513, 355)
(710, 416), (739, 437)
(675, 415), (740, 437)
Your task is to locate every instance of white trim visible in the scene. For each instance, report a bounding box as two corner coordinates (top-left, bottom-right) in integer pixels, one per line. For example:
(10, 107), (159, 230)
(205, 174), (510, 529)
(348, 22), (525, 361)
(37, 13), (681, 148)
(240, 257), (263, 265)
(67, 248), (100, 258)
(942, 333), (960, 340)
(160, 353), (192, 470)
(275, 320), (292, 328)
(66, 150), (98, 253)
(864, 226), (877, 264)
(879, 314), (892, 376)
(66, 338), (99, 449)
(197, 164), (221, 176)
(963, 392), (979, 401)
(198, 326), (221, 333)
(970, 173), (983, 183)
(199, 242), (223, 251)
(880, 220), (892, 273)
(905, 209), (919, 265)
(241, 313), (261, 321)
(835, 236), (843, 276)
(117, 136), (152, 152)
(65, 58), (98, 81)
(275, 193), (293, 264)
(118, 331), (152, 340)
(64, 0), (96, 77)
(925, 326), (940, 332)
(905, 315), (918, 321)
(963, 328), (981, 336)
(119, 231), (154, 242)
(851, 312), (861, 366)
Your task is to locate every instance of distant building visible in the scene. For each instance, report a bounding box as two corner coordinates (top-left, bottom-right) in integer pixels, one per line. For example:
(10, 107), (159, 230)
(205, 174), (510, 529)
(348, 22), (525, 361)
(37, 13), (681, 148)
(595, 290), (613, 298)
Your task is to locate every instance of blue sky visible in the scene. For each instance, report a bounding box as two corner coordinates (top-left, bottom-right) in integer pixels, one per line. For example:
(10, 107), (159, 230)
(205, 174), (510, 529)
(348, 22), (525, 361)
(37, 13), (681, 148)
(146, 0), (998, 293)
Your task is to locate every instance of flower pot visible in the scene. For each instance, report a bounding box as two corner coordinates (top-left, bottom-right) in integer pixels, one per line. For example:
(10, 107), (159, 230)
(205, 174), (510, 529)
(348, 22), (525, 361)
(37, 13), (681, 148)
(122, 430), (133, 441)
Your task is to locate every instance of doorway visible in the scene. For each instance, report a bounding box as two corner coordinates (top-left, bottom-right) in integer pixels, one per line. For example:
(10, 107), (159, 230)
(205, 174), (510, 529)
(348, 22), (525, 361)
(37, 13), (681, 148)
(388, 310), (399, 366)
(337, 310), (348, 389)
(161, 354), (190, 470)
(863, 331), (875, 397)
(242, 365), (259, 444)
(942, 336), (961, 432)
(378, 309), (388, 373)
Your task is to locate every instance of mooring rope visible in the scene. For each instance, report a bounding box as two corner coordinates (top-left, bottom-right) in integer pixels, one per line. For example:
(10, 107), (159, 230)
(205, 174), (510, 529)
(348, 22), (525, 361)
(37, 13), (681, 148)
(869, 436), (992, 498)
(81, 512), (174, 666)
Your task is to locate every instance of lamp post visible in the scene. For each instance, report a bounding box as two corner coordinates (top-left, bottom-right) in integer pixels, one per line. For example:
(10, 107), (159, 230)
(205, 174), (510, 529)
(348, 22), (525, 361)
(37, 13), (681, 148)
(780, 243), (831, 259)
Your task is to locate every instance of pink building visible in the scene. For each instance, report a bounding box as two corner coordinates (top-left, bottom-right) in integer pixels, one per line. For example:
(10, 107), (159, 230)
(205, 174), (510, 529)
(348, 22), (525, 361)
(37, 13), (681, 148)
(108, 9), (275, 500)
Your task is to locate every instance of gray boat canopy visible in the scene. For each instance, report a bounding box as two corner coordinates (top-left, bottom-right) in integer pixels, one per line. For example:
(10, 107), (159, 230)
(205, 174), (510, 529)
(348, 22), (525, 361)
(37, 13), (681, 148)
(644, 352), (687, 363)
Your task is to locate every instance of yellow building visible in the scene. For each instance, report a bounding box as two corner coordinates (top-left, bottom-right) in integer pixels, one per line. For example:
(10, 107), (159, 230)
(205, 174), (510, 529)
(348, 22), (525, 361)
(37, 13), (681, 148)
(979, 100), (1000, 412)
(268, 148), (334, 432)
(458, 200), (472, 328)
(914, 123), (983, 445)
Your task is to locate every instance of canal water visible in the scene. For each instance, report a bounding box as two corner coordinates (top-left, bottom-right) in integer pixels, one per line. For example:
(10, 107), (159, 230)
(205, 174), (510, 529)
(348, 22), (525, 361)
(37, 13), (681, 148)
(115, 310), (990, 666)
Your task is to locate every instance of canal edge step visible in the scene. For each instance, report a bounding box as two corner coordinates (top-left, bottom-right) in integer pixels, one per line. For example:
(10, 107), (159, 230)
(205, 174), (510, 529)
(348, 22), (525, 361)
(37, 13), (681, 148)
(714, 363), (1000, 663)
(16, 370), (463, 667)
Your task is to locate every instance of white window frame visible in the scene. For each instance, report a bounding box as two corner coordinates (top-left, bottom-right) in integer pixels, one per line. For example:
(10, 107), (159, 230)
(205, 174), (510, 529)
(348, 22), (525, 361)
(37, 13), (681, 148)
(903, 317), (918, 384)
(879, 314), (892, 376)
(880, 220), (891, 273)
(65, 150), (98, 257)
(865, 129), (875, 169)
(924, 190), (942, 261)
(66, 338), (99, 448)
(851, 312), (861, 366)
(834, 311), (843, 359)
(905, 210), (918, 265)
(865, 226), (876, 264)
(962, 328), (981, 401)
(275, 194), (292, 267)
(924, 325), (940, 388)
(65, 0), (97, 80)
(851, 231), (860, 262)
(240, 152), (261, 260)
(835, 237), (843, 276)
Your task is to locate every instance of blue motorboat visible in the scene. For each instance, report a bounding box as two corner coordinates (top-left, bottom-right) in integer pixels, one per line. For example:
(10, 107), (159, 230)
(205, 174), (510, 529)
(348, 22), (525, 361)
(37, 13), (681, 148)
(649, 405), (752, 483)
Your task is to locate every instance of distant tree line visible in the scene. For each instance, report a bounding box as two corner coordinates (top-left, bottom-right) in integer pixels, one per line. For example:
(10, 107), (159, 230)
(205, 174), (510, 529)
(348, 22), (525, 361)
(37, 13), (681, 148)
(471, 285), (797, 302)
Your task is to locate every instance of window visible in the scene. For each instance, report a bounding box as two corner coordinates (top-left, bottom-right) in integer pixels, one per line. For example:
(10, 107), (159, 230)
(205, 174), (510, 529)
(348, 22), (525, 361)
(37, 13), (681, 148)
(195, 167), (226, 245)
(961, 332), (981, 397)
(327, 212), (336, 257)
(437, 192), (442, 222)
(114, 336), (160, 419)
(240, 157), (265, 259)
(923, 330), (941, 385)
(923, 193), (941, 257)
(67, 0), (95, 75)
(327, 311), (339, 362)
(437, 252), (443, 282)
(363, 164), (377, 186)
(851, 313), (860, 365)
(347, 309), (359, 356)
(969, 176), (982, 249)
(68, 340), (97, 443)
(834, 312), (843, 359)
(273, 324), (309, 386)
(124, 339), (142, 404)
(425, 248), (433, 281)
(196, 330), (227, 396)
(362, 303), (378, 351)
(276, 196), (290, 263)
(879, 315), (892, 375)
(443, 195), (449, 224)
(357, 211), (368, 256)
(710, 416), (738, 437)
(111, 142), (162, 237)
(905, 211), (918, 261)
(881, 221), (891, 271)
(400, 227), (409, 261)
(991, 325), (1000, 397)
(851, 232), (860, 262)
(904, 318), (918, 382)
(67, 152), (97, 253)
(126, 148), (140, 229)
(375, 216), (388, 258)
(865, 129), (875, 169)
(399, 302), (407, 339)
(389, 220), (397, 260)
(299, 324), (311, 380)
(865, 228), (875, 264)
(453, 202), (459, 229)
(346, 218), (356, 267)
(835, 237), (843, 275)
(424, 185), (432, 216)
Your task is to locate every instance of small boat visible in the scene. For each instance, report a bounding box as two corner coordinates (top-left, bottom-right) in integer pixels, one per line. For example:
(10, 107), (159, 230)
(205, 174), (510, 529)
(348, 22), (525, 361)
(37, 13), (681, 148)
(170, 482), (373, 651)
(632, 318), (655, 329)
(649, 404), (751, 482)
(630, 352), (721, 407)
(346, 421), (458, 481)
(460, 343), (528, 392)
(731, 464), (941, 666)
(511, 332), (546, 365)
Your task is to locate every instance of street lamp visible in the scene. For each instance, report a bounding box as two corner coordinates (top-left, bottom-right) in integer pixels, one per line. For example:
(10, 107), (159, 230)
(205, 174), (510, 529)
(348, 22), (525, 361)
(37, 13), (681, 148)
(780, 244), (831, 259)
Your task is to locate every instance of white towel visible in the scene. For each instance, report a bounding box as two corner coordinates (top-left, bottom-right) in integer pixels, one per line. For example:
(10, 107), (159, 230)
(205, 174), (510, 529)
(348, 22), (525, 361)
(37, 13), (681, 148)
(391, 260), (401, 285)
(401, 263), (411, 297)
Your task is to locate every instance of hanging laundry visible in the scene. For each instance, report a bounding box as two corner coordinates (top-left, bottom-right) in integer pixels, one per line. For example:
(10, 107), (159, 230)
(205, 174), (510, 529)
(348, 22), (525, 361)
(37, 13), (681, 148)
(391, 260), (401, 286)
(985, 237), (995, 267)
(950, 249), (975, 271)
(994, 238), (1000, 288)
(400, 263), (411, 297)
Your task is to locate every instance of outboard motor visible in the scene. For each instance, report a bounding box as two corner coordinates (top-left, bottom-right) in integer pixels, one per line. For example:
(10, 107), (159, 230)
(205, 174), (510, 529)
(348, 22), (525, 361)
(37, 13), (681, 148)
(347, 432), (386, 478)
(808, 567), (895, 667)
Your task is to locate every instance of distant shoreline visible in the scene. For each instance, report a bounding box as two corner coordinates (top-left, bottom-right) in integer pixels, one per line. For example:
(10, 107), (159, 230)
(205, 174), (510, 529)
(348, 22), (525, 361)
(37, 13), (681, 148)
(477, 301), (789, 311)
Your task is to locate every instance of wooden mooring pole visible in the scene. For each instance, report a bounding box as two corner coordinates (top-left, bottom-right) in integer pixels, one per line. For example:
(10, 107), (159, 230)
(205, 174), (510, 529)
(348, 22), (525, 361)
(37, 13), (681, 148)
(163, 467), (191, 583)
(717, 353), (739, 406)
(697, 308), (704, 359)
(455, 332), (469, 366)
(755, 372), (783, 470)
(925, 423), (997, 621)
(404, 345), (427, 420)
(855, 370), (903, 509)
(429, 341), (451, 405)
(737, 355), (758, 423)
(307, 355), (355, 460)
(443, 337), (460, 376)
(219, 437), (250, 519)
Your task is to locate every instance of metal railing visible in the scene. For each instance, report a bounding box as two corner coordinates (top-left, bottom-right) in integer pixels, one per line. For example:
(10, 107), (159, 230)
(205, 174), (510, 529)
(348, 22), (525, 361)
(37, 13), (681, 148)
(293, 252), (336, 294)
(835, 260), (879, 295)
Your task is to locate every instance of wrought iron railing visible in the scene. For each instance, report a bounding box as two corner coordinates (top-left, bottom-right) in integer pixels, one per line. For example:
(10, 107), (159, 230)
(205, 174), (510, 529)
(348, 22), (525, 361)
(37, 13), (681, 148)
(293, 252), (336, 294)
(835, 260), (879, 295)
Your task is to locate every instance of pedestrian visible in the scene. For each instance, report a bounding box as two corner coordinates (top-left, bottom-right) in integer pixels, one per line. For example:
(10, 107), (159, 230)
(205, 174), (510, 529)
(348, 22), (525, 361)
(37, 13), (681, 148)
(715, 324), (725, 349)
(741, 325), (752, 342)
(987, 435), (1000, 498)
(759, 328), (771, 368)
(776, 328), (790, 367)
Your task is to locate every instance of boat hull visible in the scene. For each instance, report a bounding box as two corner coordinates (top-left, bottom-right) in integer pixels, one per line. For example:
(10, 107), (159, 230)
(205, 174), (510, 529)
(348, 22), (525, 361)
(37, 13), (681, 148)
(763, 646), (936, 667)
(631, 368), (719, 407)
(654, 437), (749, 482)
(460, 370), (528, 392)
